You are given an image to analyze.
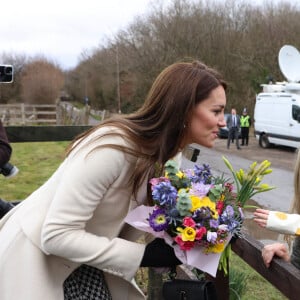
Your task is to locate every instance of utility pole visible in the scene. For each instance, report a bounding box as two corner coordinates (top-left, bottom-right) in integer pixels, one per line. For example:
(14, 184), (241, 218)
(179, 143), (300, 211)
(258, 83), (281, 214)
(116, 45), (121, 114)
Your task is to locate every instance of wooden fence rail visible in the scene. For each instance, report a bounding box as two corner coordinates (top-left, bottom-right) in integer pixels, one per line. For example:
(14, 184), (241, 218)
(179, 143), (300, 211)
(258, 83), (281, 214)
(232, 232), (300, 300)
(5, 125), (300, 299)
(0, 103), (108, 126)
(0, 103), (58, 125)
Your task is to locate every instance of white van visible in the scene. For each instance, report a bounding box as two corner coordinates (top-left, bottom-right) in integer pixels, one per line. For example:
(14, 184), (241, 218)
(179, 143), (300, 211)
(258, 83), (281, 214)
(254, 45), (300, 149)
(254, 87), (300, 148)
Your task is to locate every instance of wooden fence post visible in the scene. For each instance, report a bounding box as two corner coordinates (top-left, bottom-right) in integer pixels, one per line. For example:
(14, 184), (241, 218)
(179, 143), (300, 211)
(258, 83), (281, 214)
(21, 103), (25, 125)
(205, 259), (229, 300)
(147, 268), (163, 300)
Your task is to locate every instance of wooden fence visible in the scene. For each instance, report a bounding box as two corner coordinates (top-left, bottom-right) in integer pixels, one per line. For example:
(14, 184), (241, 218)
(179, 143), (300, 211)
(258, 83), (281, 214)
(5, 125), (300, 300)
(0, 103), (108, 126)
(0, 103), (58, 125)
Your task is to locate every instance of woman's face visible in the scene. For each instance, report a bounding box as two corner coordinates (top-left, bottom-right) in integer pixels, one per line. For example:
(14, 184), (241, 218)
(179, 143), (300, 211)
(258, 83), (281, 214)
(183, 85), (226, 148)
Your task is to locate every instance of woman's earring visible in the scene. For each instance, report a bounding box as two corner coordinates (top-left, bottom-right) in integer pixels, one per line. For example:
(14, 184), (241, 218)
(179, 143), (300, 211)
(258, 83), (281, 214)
(183, 124), (186, 129)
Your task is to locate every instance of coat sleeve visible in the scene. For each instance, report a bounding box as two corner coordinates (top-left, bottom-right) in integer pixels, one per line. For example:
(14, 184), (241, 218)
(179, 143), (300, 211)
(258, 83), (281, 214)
(266, 211), (300, 235)
(0, 121), (12, 167)
(41, 139), (145, 281)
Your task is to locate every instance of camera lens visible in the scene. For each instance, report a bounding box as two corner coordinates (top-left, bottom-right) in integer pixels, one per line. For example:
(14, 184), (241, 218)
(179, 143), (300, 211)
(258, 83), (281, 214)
(0, 65), (13, 82)
(4, 66), (12, 75)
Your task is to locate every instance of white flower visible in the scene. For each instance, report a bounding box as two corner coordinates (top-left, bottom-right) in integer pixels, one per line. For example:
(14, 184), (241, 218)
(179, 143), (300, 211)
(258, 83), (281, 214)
(218, 224), (228, 231)
(207, 231), (218, 243)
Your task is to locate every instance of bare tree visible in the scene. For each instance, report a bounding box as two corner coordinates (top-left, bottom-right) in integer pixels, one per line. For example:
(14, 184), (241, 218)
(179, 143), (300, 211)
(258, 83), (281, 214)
(66, 0), (300, 116)
(20, 58), (65, 104)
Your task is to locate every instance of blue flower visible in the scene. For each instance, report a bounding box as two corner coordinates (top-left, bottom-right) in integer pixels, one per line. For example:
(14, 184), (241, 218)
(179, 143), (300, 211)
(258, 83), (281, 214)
(221, 205), (234, 220)
(227, 219), (240, 232)
(192, 164), (212, 184)
(220, 205), (241, 233)
(152, 181), (177, 207)
(167, 207), (181, 226)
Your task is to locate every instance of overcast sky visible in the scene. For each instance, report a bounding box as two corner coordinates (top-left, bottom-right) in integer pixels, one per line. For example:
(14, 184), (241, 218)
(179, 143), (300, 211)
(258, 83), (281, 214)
(1, 0), (299, 70)
(1, 0), (167, 70)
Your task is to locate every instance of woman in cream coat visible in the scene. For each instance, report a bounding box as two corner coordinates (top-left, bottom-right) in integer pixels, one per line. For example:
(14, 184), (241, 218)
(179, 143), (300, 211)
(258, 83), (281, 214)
(0, 60), (227, 300)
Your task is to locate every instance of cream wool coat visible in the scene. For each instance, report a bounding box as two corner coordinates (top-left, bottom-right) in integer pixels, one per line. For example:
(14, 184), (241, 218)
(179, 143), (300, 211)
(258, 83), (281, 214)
(0, 127), (149, 300)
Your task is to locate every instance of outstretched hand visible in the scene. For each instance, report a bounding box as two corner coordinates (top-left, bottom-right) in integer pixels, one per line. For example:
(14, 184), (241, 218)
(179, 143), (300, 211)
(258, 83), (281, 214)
(254, 209), (291, 267)
(253, 208), (270, 228)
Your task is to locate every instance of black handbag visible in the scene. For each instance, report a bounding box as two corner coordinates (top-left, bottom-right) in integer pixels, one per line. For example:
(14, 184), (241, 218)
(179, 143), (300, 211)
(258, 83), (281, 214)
(162, 269), (218, 300)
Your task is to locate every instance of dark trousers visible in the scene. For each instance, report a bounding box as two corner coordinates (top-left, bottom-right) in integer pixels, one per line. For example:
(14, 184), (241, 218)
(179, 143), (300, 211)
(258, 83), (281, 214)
(227, 127), (240, 149)
(241, 127), (249, 145)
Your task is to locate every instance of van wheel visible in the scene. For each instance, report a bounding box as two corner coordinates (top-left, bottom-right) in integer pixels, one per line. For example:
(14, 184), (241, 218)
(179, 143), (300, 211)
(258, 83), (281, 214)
(259, 134), (270, 148)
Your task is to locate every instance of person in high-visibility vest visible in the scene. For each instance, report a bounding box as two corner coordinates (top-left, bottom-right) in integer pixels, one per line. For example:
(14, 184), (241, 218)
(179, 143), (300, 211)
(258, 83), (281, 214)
(240, 108), (251, 146)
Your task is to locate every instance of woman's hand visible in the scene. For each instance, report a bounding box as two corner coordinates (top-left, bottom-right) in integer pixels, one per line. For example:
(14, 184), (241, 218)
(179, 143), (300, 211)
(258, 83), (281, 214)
(262, 243), (290, 268)
(253, 208), (270, 228)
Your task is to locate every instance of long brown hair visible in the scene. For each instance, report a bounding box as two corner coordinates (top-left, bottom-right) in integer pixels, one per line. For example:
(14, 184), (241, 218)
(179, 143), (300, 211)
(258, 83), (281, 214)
(290, 149), (300, 214)
(67, 60), (226, 201)
(284, 149), (300, 245)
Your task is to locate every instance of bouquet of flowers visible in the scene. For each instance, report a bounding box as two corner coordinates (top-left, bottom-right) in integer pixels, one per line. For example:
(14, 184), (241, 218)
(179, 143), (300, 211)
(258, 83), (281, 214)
(125, 156), (274, 277)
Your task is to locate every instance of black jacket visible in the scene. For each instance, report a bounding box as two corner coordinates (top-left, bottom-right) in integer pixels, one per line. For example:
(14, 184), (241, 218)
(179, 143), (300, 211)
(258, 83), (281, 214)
(0, 120), (12, 167)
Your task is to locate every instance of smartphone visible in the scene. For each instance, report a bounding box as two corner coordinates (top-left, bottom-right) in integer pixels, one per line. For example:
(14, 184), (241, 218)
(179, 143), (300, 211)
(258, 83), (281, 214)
(0, 65), (13, 83)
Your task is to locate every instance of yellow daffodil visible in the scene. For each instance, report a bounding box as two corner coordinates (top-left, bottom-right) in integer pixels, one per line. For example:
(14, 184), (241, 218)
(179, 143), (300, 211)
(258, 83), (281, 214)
(222, 156), (275, 207)
(177, 226), (196, 241)
(209, 242), (225, 253)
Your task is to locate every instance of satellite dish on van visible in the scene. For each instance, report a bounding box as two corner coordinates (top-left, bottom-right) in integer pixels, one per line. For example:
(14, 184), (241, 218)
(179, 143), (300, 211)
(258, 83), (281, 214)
(278, 45), (300, 82)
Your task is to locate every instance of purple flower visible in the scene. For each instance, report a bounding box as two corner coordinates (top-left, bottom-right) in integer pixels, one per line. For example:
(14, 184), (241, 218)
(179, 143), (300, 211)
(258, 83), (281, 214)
(219, 205), (241, 233)
(238, 207), (244, 219)
(190, 182), (212, 197)
(227, 219), (240, 232)
(209, 219), (219, 229)
(152, 181), (177, 207)
(183, 169), (194, 179)
(148, 208), (169, 232)
(193, 207), (212, 220)
(221, 205), (234, 219)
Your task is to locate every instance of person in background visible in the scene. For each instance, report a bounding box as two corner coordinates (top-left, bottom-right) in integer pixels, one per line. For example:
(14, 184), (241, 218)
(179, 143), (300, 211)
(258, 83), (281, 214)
(253, 149), (300, 269)
(0, 120), (12, 169)
(0, 120), (14, 218)
(226, 107), (241, 150)
(240, 108), (251, 146)
(0, 60), (227, 300)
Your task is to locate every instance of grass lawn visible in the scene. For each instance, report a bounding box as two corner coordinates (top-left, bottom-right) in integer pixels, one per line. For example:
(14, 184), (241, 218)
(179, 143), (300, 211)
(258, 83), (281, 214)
(0, 141), (288, 299)
(0, 141), (69, 201)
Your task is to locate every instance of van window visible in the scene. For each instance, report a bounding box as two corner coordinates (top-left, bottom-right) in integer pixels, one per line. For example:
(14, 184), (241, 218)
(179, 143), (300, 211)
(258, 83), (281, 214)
(292, 104), (300, 121)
